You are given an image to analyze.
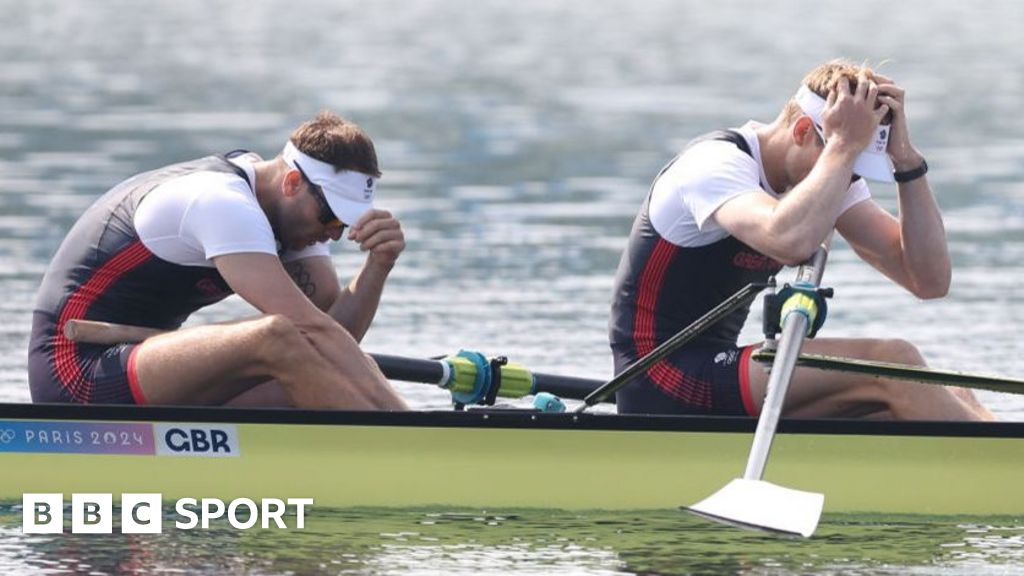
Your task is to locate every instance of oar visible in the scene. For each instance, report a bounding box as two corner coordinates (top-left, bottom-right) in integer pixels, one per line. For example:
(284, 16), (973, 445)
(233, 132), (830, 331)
(751, 349), (1024, 395)
(575, 281), (768, 412)
(368, 353), (603, 401)
(686, 245), (830, 538)
(63, 319), (162, 343)
(62, 319), (606, 403)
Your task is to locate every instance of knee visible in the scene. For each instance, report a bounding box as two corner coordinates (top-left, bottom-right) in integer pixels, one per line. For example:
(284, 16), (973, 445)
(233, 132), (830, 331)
(254, 315), (307, 361)
(872, 338), (925, 367)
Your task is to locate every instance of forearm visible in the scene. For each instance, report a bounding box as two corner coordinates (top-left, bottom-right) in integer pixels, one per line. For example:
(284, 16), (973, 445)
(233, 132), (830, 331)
(328, 256), (393, 342)
(769, 143), (859, 261)
(896, 174), (951, 298)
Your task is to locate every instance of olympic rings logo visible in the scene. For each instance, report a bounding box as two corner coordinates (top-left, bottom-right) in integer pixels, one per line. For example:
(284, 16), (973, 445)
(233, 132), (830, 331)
(0, 429), (16, 444)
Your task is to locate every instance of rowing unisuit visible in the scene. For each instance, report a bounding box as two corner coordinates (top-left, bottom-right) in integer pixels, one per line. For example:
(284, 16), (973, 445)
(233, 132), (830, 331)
(29, 152), (326, 404)
(608, 125), (870, 415)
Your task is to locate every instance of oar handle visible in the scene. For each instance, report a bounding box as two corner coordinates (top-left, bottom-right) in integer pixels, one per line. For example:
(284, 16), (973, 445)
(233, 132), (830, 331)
(63, 319), (165, 344)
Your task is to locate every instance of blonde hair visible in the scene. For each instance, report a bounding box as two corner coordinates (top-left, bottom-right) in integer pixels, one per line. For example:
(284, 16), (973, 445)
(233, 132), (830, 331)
(782, 59), (882, 124)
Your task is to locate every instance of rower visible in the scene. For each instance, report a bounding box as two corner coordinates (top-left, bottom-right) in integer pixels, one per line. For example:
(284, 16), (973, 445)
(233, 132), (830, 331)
(607, 59), (992, 421)
(29, 112), (407, 410)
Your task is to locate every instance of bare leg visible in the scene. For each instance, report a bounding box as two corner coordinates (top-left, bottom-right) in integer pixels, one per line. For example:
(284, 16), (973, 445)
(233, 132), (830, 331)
(224, 381), (292, 408)
(132, 315), (407, 410)
(746, 337), (994, 421)
(950, 386), (995, 419)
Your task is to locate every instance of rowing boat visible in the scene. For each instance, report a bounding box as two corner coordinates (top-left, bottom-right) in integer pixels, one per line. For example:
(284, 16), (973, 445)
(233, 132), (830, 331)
(1, 401), (1022, 516)
(13, 297), (1024, 531)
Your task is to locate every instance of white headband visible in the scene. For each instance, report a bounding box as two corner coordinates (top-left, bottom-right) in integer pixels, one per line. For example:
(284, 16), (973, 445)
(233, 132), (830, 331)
(793, 85), (894, 183)
(282, 141), (378, 225)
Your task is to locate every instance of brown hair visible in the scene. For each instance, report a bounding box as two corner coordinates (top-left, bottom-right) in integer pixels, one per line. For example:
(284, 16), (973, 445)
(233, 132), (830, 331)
(289, 111), (382, 177)
(782, 59), (881, 124)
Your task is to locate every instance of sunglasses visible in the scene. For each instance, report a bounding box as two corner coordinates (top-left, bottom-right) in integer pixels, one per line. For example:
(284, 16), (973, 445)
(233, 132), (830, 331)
(294, 161), (344, 229)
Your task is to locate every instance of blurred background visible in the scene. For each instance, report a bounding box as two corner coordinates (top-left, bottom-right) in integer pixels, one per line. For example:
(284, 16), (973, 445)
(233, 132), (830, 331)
(1, 0), (1022, 416)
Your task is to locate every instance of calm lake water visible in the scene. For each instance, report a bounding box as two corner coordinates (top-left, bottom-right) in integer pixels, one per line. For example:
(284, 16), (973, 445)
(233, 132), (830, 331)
(3, 506), (1024, 576)
(2, 0), (1024, 573)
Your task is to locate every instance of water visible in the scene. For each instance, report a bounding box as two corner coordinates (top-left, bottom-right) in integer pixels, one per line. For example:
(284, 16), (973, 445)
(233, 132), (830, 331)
(2, 0), (1024, 572)
(2, 506), (1024, 576)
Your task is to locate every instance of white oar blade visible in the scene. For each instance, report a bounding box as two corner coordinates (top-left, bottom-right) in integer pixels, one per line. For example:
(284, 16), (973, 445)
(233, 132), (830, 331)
(685, 478), (824, 538)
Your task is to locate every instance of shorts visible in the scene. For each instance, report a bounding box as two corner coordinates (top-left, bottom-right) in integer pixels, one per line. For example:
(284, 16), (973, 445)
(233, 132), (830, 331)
(28, 312), (146, 405)
(612, 343), (759, 416)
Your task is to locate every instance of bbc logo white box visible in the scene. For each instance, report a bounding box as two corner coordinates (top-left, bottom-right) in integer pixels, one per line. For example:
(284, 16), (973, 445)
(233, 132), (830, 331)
(72, 493), (112, 534)
(122, 493), (162, 533)
(22, 493), (63, 534)
(23, 493), (163, 534)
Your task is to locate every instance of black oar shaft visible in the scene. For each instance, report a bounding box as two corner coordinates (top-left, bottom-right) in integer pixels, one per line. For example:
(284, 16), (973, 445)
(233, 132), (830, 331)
(369, 353), (605, 402)
(370, 354), (447, 385)
(534, 373), (606, 401)
(577, 282), (767, 410)
(751, 350), (1024, 395)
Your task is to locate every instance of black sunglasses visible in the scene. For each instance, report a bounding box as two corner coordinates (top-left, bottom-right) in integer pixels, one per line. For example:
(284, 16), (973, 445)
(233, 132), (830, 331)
(294, 161), (344, 228)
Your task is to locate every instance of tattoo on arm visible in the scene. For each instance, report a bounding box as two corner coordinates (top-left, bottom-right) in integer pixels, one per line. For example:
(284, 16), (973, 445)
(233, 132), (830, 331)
(285, 261), (317, 299)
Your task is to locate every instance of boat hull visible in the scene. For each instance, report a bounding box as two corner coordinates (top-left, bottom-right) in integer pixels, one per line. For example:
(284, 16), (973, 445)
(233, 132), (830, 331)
(1, 404), (1021, 516)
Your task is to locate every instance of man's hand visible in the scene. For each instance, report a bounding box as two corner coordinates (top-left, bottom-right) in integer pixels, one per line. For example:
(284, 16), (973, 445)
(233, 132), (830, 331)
(873, 74), (926, 171)
(822, 73), (891, 157)
(347, 209), (405, 269)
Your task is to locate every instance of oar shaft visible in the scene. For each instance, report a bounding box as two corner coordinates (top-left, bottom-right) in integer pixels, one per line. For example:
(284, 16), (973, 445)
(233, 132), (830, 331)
(534, 373), (607, 401)
(743, 314), (808, 480)
(369, 354), (604, 400)
(743, 245), (829, 481)
(751, 350), (1024, 394)
(371, 354), (448, 386)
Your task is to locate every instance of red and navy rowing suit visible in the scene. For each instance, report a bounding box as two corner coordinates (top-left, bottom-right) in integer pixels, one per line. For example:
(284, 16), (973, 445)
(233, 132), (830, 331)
(610, 130), (782, 415)
(610, 129), (774, 416)
(28, 155), (249, 404)
(609, 126), (870, 415)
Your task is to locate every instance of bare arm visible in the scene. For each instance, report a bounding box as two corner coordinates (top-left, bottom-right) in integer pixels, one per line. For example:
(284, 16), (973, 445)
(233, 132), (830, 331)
(215, 252), (339, 332)
(332, 208), (405, 339)
(284, 208), (405, 342)
(715, 73), (891, 264)
(283, 253), (391, 343)
(214, 253), (386, 381)
(214, 252), (406, 410)
(713, 144), (860, 265)
(836, 75), (950, 299)
(836, 195), (950, 299)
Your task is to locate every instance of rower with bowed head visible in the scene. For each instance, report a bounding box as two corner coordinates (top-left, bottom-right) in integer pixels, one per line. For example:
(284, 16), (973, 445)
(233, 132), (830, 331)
(609, 59), (993, 420)
(29, 111), (407, 409)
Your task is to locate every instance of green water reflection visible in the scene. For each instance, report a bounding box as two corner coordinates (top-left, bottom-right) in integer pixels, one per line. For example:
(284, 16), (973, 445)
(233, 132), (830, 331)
(2, 506), (1023, 575)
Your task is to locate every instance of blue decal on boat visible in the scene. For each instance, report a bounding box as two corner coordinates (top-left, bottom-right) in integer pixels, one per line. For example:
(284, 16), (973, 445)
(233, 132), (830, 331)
(0, 420), (155, 455)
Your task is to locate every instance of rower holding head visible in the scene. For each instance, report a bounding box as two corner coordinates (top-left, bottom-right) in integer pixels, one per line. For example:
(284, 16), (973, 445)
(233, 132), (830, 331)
(29, 111), (408, 410)
(609, 59), (993, 420)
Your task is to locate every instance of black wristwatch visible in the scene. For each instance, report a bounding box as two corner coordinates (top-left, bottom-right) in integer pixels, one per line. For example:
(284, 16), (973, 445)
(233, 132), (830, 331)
(893, 159), (928, 183)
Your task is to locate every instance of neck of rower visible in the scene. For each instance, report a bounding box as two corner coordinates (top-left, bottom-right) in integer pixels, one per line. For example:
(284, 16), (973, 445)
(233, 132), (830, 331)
(755, 119), (794, 194)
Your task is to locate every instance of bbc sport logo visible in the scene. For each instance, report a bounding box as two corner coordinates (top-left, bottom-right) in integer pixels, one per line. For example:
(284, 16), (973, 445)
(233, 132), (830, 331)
(22, 493), (314, 534)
